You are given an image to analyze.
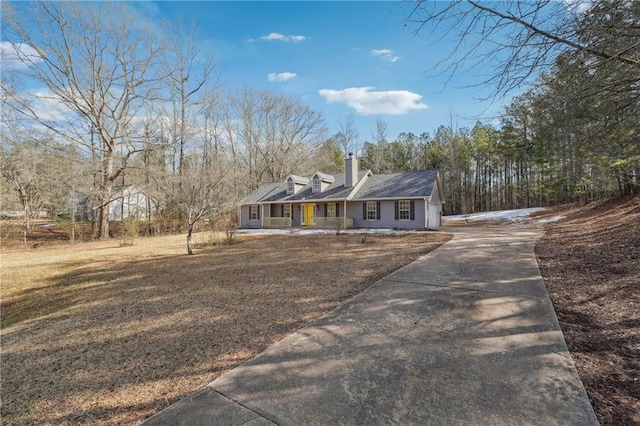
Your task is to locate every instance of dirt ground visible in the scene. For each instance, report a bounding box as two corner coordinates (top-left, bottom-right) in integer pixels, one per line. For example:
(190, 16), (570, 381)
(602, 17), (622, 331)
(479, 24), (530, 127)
(533, 197), (640, 426)
(0, 229), (451, 425)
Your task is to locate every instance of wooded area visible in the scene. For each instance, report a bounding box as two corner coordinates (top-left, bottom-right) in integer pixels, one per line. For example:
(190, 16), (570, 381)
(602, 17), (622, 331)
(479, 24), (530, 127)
(1, 0), (638, 237)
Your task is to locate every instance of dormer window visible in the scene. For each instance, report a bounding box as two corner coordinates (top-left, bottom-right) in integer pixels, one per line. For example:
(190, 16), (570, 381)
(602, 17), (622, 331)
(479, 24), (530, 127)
(285, 174), (309, 195)
(311, 172), (335, 194)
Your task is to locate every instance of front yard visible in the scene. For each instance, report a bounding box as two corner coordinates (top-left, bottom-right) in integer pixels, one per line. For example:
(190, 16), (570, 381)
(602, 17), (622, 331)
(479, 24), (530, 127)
(1, 231), (451, 425)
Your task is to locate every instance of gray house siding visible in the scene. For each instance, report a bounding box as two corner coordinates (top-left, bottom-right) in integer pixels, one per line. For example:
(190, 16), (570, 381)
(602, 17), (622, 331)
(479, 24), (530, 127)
(240, 204), (263, 228)
(350, 200), (427, 230)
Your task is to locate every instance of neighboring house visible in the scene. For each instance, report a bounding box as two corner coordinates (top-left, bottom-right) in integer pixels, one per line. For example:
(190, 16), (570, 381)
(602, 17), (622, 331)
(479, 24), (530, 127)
(239, 154), (443, 230)
(64, 193), (93, 220)
(65, 185), (157, 221)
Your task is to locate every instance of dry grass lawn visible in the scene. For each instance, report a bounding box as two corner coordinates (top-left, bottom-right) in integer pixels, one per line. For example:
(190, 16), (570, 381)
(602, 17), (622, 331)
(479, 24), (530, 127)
(1, 231), (451, 425)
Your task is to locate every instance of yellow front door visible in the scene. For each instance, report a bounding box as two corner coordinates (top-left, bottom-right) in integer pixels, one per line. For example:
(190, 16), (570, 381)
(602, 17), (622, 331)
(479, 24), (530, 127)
(306, 203), (315, 226)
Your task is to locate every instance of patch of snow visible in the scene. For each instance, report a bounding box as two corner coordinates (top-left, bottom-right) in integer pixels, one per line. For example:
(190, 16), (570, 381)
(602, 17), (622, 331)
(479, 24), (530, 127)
(444, 207), (546, 222)
(237, 228), (408, 236)
(536, 215), (565, 224)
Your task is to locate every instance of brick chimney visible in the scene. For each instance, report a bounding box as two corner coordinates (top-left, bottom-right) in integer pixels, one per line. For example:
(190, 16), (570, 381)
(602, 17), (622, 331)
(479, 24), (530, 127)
(345, 152), (358, 188)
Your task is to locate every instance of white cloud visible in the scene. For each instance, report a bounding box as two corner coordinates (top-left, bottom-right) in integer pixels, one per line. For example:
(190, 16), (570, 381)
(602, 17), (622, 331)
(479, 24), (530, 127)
(318, 87), (428, 116)
(562, 0), (592, 14)
(258, 32), (308, 43)
(268, 72), (297, 82)
(31, 89), (76, 122)
(371, 49), (399, 63)
(0, 41), (43, 70)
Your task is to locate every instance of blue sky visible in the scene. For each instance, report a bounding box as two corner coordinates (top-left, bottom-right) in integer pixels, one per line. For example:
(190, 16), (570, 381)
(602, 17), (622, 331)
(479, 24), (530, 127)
(140, 1), (513, 141)
(2, 1), (520, 142)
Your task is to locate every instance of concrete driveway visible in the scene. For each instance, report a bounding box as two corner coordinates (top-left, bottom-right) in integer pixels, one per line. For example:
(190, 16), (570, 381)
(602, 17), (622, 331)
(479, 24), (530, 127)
(143, 225), (599, 425)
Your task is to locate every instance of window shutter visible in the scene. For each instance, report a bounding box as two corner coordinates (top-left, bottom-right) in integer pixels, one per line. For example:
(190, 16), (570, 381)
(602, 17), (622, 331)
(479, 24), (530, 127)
(281, 205), (284, 217)
(257, 205), (261, 220)
(336, 203), (339, 217)
(410, 201), (415, 220)
(324, 203), (327, 217)
(363, 203), (366, 220)
(376, 202), (381, 220)
(395, 201), (399, 220)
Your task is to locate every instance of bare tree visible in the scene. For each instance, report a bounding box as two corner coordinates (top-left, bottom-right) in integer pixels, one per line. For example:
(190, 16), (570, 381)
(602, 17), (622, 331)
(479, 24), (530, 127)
(374, 118), (389, 172)
(405, 0), (640, 97)
(334, 113), (360, 156)
(161, 17), (216, 176)
(174, 153), (228, 255)
(1, 139), (45, 245)
(228, 89), (325, 191)
(2, 2), (165, 238)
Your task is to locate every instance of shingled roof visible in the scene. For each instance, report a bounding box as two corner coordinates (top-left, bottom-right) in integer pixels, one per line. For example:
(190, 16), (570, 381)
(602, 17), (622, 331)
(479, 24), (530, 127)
(352, 170), (438, 199)
(240, 169), (439, 204)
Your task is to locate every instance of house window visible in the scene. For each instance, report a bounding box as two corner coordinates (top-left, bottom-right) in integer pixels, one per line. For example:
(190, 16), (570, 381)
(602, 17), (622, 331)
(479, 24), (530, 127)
(313, 176), (321, 192)
(283, 204), (291, 218)
(327, 203), (336, 218)
(398, 200), (410, 220)
(250, 205), (259, 220)
(287, 179), (294, 194)
(366, 201), (377, 220)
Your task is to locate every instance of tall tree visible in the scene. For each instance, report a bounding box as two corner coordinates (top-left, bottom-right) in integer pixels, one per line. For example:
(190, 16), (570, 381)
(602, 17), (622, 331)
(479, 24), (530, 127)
(228, 89), (325, 192)
(333, 113), (360, 156)
(2, 2), (165, 238)
(162, 17), (215, 176)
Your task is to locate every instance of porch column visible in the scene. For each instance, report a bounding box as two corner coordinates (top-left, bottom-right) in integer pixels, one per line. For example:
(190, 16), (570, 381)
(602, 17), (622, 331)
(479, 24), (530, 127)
(425, 199), (429, 229)
(343, 200), (347, 229)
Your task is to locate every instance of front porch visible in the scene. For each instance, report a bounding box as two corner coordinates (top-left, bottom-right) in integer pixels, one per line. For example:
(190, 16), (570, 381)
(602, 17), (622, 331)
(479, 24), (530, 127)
(263, 216), (354, 229)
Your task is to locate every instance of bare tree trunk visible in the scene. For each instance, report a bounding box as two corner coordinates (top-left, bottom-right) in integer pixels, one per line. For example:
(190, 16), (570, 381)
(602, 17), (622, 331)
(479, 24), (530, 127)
(22, 210), (28, 246)
(186, 211), (194, 255)
(71, 181), (76, 244)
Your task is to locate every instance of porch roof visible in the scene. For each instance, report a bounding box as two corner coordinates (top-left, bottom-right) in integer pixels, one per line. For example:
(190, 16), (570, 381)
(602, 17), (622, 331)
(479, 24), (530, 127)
(242, 171), (368, 204)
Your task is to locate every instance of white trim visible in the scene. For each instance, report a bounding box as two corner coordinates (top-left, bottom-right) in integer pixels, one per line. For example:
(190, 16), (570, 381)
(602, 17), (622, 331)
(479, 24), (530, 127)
(250, 205), (259, 220)
(425, 199), (429, 229)
(346, 170), (373, 201)
(398, 200), (410, 221)
(366, 201), (377, 221)
(327, 202), (336, 218)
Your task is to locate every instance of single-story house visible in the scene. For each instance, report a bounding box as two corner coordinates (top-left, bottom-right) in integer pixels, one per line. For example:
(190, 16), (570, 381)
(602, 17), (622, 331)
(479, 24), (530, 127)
(65, 184), (157, 221)
(239, 154), (443, 230)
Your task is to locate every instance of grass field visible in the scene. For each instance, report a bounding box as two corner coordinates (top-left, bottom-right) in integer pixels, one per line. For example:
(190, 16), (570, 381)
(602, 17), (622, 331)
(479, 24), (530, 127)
(1, 230), (451, 425)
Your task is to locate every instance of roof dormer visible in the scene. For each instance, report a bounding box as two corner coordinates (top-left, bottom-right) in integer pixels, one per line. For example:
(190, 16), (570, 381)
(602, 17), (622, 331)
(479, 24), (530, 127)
(311, 172), (335, 193)
(285, 174), (309, 195)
